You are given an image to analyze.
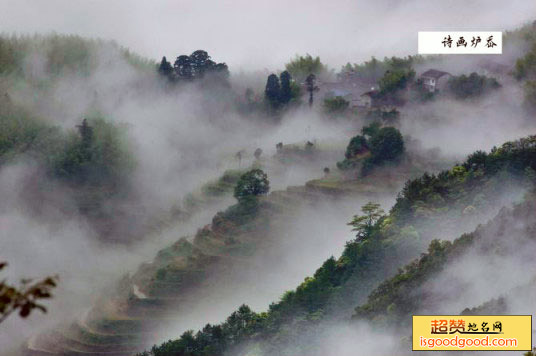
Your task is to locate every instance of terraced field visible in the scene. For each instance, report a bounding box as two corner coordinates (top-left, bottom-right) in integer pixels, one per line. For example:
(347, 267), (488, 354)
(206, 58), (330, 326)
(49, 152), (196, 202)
(21, 169), (411, 356)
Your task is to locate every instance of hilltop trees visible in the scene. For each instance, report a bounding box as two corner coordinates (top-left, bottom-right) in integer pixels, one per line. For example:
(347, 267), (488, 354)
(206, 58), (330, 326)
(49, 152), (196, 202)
(341, 55), (421, 83)
(158, 56), (173, 77)
(263, 71), (299, 111)
(265, 74), (281, 108)
(157, 50), (228, 82)
(279, 70), (293, 104)
(285, 54), (328, 82)
(378, 69), (415, 96)
(54, 117), (134, 188)
(447, 72), (501, 99)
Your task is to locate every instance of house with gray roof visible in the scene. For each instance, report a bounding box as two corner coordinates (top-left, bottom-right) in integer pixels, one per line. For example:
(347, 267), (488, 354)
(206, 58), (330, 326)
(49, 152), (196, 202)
(419, 69), (451, 93)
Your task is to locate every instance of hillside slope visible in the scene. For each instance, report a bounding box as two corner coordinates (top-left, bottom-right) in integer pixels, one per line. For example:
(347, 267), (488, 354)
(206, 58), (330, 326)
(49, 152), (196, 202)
(135, 135), (536, 356)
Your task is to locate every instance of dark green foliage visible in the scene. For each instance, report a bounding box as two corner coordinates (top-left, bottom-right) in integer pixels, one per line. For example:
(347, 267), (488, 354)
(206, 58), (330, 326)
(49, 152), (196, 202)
(367, 127), (405, 163)
(140, 135), (536, 356)
(279, 71), (292, 104)
(340, 55), (422, 83)
(322, 96), (349, 115)
(344, 135), (368, 159)
(158, 50), (228, 82)
(305, 73), (318, 106)
(353, 237), (471, 324)
(361, 121), (382, 138)
(158, 56), (173, 77)
(391, 135), (536, 225)
(378, 69), (415, 96)
(447, 72), (501, 99)
(233, 169), (270, 203)
(264, 74), (281, 108)
(337, 123), (404, 174)
(213, 196), (260, 228)
(53, 117), (134, 188)
(354, 192), (536, 326)
(251, 71), (297, 115)
(139, 305), (263, 356)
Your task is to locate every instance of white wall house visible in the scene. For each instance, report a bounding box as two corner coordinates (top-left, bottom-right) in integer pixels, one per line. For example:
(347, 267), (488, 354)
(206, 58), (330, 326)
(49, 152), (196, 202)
(420, 69), (451, 93)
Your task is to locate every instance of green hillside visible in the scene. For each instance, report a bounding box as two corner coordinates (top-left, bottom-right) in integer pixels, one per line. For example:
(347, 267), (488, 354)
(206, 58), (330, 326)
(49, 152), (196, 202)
(136, 135), (536, 356)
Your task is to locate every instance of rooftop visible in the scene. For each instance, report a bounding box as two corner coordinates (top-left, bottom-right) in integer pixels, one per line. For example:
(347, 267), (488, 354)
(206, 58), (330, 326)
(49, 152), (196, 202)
(420, 69), (450, 79)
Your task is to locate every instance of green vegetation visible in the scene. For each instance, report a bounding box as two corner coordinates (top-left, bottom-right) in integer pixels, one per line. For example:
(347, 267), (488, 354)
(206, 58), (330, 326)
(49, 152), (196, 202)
(513, 34), (536, 111)
(354, 191), (536, 326)
(53, 117), (134, 189)
(0, 34), (153, 78)
(447, 72), (501, 99)
(337, 123), (404, 175)
(138, 134), (536, 356)
(0, 102), (61, 163)
(347, 202), (385, 242)
(285, 54), (328, 81)
(322, 96), (349, 115)
(157, 50), (228, 83)
(264, 71), (300, 111)
(200, 169), (244, 197)
(378, 68), (415, 96)
(233, 169), (270, 203)
(513, 43), (536, 81)
(341, 55), (422, 82)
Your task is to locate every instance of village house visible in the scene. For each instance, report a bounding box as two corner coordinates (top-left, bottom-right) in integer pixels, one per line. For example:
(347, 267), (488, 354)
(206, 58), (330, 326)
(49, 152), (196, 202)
(477, 60), (512, 80)
(419, 69), (451, 93)
(318, 72), (377, 109)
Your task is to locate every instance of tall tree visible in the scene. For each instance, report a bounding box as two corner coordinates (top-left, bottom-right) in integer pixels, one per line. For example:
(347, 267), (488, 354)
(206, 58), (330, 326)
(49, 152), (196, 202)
(279, 70), (292, 104)
(234, 169), (270, 202)
(305, 73), (317, 107)
(265, 74), (281, 108)
(190, 50), (213, 78)
(157, 56), (173, 78)
(347, 202), (385, 241)
(174, 55), (193, 80)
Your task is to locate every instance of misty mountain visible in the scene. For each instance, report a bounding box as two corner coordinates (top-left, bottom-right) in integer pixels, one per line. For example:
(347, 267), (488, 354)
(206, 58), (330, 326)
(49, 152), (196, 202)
(1, 6), (536, 356)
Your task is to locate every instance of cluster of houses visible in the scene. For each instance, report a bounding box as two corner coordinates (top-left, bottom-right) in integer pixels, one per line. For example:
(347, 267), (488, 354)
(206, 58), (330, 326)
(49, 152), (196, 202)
(316, 59), (511, 111)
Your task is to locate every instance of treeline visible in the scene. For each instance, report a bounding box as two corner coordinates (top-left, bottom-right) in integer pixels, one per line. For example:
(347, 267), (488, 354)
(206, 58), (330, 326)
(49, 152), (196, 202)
(137, 135), (536, 356)
(0, 34), (153, 78)
(157, 50), (229, 83)
(0, 99), (135, 237)
(512, 21), (536, 111)
(354, 190), (536, 326)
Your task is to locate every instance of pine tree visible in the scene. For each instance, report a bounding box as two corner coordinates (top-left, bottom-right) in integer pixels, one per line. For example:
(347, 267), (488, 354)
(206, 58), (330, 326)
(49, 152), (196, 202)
(265, 74), (281, 108)
(279, 71), (292, 104)
(158, 56), (173, 78)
